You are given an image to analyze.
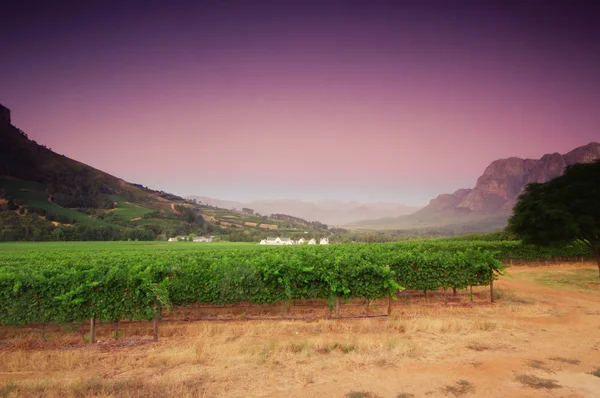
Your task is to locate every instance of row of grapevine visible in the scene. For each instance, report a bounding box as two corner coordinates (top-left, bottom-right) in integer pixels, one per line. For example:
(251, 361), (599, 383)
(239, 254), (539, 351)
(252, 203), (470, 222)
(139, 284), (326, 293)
(0, 245), (503, 327)
(1, 239), (591, 260)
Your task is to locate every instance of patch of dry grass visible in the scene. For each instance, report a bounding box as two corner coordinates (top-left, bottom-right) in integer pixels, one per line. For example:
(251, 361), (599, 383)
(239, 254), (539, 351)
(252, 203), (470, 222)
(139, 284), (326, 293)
(548, 357), (580, 365)
(441, 380), (475, 396)
(0, 376), (205, 398)
(515, 374), (561, 389)
(527, 359), (555, 374)
(346, 391), (382, 398)
(466, 343), (491, 351)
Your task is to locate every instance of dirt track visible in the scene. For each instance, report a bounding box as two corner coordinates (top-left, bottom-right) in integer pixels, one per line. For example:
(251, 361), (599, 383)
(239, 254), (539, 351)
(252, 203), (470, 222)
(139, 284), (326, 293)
(0, 264), (599, 397)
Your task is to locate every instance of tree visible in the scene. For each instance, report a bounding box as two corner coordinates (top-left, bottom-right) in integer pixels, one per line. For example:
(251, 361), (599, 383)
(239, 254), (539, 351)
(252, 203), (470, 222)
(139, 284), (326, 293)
(508, 160), (600, 276)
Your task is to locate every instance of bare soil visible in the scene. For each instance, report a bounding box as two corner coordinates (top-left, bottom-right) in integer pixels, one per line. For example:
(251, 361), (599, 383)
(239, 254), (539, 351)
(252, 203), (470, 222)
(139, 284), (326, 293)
(1, 264), (599, 397)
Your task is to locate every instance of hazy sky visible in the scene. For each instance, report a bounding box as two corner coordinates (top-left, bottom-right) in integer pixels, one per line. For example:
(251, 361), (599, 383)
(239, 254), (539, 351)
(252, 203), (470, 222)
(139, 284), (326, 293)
(2, 1), (599, 205)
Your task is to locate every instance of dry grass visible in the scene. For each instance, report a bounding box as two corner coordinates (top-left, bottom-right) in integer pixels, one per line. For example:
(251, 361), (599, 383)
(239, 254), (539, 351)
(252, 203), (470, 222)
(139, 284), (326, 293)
(526, 359), (555, 374)
(514, 374), (561, 389)
(548, 356), (581, 365)
(345, 392), (382, 398)
(466, 343), (491, 351)
(441, 380), (475, 396)
(0, 376), (205, 398)
(0, 281), (588, 398)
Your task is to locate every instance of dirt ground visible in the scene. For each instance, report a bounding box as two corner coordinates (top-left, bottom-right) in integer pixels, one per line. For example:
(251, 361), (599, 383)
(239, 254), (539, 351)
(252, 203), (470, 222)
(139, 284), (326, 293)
(1, 263), (599, 397)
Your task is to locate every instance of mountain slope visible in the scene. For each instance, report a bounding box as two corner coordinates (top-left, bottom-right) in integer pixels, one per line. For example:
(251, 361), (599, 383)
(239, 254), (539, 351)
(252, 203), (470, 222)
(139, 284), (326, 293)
(351, 142), (600, 234)
(0, 116), (180, 212)
(0, 105), (329, 241)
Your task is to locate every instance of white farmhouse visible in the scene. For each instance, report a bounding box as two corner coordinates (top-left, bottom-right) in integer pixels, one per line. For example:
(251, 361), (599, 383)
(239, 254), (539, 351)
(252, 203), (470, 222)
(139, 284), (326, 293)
(308, 238), (317, 245)
(266, 237), (282, 245)
(280, 237), (293, 245)
(320, 237), (329, 245)
(260, 239), (267, 245)
(297, 238), (305, 244)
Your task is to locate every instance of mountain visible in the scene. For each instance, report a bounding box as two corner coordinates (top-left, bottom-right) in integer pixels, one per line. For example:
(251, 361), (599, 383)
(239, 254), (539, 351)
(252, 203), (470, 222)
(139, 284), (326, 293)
(351, 142), (600, 234)
(186, 196), (420, 226)
(0, 105), (183, 212)
(0, 105), (329, 241)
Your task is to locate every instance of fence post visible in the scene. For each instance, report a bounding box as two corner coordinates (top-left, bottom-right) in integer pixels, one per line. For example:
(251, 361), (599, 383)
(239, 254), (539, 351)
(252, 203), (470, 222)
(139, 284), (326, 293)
(469, 286), (473, 302)
(490, 279), (494, 303)
(387, 294), (392, 316)
(153, 306), (161, 342)
(90, 317), (96, 343)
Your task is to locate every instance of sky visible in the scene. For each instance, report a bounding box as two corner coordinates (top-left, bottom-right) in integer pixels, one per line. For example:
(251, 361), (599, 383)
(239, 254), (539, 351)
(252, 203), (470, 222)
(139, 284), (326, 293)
(2, 0), (600, 206)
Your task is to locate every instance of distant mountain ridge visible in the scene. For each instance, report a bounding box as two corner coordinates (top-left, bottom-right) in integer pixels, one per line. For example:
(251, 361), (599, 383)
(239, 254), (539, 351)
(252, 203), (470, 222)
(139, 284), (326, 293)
(186, 196), (420, 226)
(351, 142), (600, 233)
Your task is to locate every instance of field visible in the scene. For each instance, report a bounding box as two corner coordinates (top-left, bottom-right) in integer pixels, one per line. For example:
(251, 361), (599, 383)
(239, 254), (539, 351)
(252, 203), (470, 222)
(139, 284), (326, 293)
(104, 195), (154, 222)
(1, 243), (599, 397)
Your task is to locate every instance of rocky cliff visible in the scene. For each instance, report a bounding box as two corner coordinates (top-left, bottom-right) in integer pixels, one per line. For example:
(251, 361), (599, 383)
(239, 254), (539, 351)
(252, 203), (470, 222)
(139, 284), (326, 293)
(351, 142), (600, 234)
(453, 142), (600, 213)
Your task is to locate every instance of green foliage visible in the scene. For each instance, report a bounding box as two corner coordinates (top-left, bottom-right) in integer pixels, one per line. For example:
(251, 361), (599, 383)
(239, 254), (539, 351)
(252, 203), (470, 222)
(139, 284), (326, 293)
(509, 160), (600, 271)
(0, 243), (505, 326)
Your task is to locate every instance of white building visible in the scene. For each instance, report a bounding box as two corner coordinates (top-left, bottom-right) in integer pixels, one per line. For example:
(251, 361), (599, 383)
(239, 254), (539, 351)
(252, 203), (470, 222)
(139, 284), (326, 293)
(297, 238), (305, 244)
(320, 237), (329, 245)
(261, 237), (297, 245)
(308, 238), (317, 245)
(192, 236), (213, 243)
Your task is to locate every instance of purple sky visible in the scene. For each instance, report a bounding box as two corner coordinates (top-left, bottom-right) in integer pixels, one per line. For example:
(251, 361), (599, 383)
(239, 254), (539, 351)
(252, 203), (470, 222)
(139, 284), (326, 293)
(2, 1), (599, 205)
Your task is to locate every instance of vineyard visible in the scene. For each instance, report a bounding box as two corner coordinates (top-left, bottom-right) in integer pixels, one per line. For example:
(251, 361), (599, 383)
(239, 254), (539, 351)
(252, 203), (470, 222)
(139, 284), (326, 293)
(0, 240), (592, 339)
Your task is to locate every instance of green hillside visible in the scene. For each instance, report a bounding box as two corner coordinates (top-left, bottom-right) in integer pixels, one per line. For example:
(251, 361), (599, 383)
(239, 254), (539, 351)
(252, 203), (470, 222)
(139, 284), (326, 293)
(0, 108), (330, 241)
(0, 177), (106, 225)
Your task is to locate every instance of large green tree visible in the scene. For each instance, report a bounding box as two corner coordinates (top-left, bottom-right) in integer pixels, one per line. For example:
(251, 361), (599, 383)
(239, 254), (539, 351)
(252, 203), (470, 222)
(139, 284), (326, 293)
(508, 160), (600, 276)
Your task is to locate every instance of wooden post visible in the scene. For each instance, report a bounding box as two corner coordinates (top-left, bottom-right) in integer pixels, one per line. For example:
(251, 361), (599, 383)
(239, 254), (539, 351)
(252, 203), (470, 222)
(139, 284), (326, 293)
(423, 289), (427, 297)
(114, 321), (119, 339)
(335, 298), (340, 319)
(387, 294), (392, 316)
(469, 286), (473, 302)
(90, 317), (96, 343)
(452, 287), (457, 296)
(490, 279), (494, 303)
(366, 299), (371, 316)
(153, 306), (160, 342)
